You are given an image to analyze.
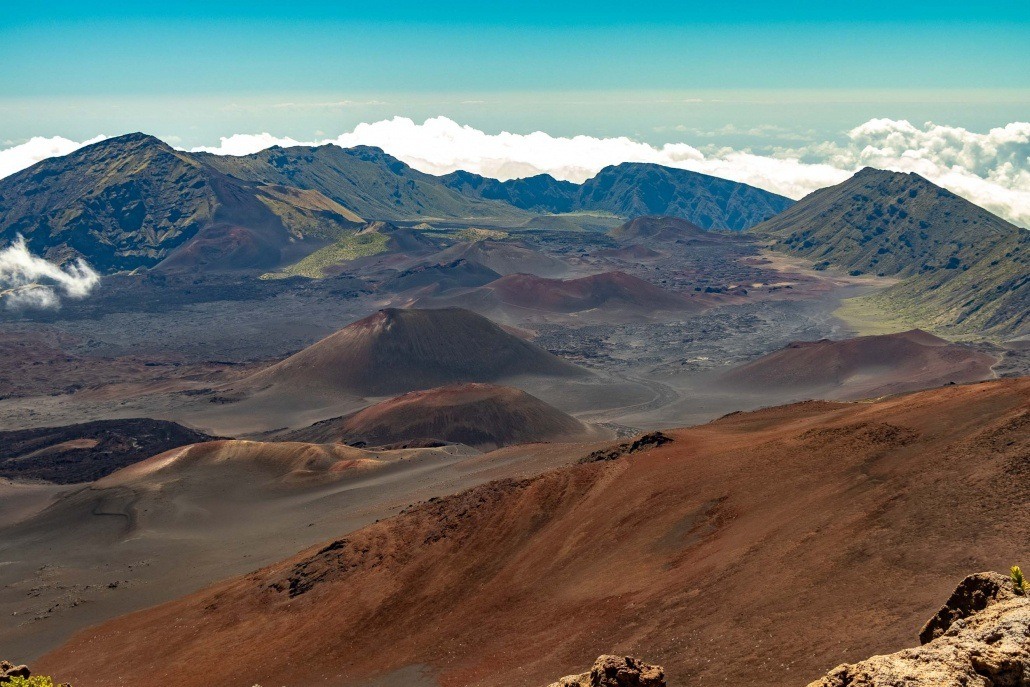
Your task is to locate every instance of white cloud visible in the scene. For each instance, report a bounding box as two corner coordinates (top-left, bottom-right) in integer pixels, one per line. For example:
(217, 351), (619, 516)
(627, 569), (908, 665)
(1, 118), (1028, 227)
(0, 135), (107, 180)
(0, 235), (100, 310)
(788, 119), (1030, 227)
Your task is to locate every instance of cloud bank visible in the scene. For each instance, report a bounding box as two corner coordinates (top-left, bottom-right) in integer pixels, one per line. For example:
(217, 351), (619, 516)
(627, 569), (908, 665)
(0, 236), (101, 310)
(1, 118), (1027, 226)
(0, 135), (107, 181)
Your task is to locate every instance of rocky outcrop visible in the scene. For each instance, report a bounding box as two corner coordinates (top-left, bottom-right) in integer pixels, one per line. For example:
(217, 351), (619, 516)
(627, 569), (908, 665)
(548, 655), (666, 687)
(808, 572), (1030, 686)
(1, 660), (70, 686)
(0, 661), (31, 683)
(579, 432), (672, 464)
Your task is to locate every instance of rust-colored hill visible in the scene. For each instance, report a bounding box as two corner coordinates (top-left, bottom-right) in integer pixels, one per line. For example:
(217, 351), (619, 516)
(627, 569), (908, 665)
(720, 329), (997, 400)
(238, 307), (587, 397)
(40, 378), (1030, 687)
(101, 439), (389, 486)
(281, 383), (606, 449)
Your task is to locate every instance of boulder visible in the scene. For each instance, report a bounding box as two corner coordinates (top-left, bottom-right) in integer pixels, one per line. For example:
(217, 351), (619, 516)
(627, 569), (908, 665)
(548, 655), (666, 687)
(0, 661), (31, 683)
(807, 571), (1030, 687)
(0, 660), (69, 686)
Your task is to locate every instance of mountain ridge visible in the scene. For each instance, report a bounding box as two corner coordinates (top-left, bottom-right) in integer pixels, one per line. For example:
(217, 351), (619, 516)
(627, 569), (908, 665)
(0, 133), (366, 272)
(753, 167), (1029, 338)
(441, 162), (794, 230)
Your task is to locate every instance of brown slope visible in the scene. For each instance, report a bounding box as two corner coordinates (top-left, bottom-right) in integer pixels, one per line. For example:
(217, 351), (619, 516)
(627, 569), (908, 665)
(720, 329), (997, 400)
(238, 307), (587, 397)
(0, 437), (501, 661)
(40, 378), (1030, 687)
(101, 439), (390, 485)
(281, 383), (605, 449)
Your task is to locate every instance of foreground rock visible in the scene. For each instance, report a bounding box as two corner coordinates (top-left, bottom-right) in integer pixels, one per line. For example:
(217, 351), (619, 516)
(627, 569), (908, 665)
(1, 660), (69, 686)
(548, 656), (665, 687)
(808, 572), (1029, 686)
(0, 661), (31, 683)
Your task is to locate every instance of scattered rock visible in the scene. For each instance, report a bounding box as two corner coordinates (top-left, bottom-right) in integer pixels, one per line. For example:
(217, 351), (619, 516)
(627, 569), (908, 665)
(1, 660), (70, 686)
(807, 571), (1030, 687)
(548, 655), (666, 687)
(579, 432), (672, 464)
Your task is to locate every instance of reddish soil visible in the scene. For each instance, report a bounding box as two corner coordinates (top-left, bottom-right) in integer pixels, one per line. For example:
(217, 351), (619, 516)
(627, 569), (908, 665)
(282, 383), (605, 449)
(720, 329), (998, 399)
(40, 379), (1030, 687)
(237, 307), (587, 397)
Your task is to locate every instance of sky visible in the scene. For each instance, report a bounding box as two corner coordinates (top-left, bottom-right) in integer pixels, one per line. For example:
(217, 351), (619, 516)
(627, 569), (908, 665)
(1, 1), (1028, 226)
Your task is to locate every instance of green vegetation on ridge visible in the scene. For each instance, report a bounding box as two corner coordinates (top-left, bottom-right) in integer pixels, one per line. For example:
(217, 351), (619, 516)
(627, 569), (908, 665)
(262, 231), (389, 279)
(755, 167), (1028, 339)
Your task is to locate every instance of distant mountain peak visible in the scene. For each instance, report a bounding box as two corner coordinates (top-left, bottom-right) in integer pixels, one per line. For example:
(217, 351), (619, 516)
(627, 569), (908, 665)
(755, 166), (1027, 337)
(92, 131), (173, 152)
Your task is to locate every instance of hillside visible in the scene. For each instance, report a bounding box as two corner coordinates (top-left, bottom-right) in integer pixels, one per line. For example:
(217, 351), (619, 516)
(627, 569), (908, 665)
(282, 383), (603, 449)
(0, 134), (364, 272)
(199, 145), (530, 222)
(754, 167), (1028, 337)
(0, 137), (526, 273)
(268, 221), (442, 279)
(238, 307), (587, 397)
(442, 164), (794, 230)
(808, 571), (1030, 687)
(720, 329), (997, 400)
(39, 378), (1030, 687)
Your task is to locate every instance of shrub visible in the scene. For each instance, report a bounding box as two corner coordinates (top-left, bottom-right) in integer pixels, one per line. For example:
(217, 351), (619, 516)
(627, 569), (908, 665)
(1011, 565), (1027, 595)
(6, 677), (56, 687)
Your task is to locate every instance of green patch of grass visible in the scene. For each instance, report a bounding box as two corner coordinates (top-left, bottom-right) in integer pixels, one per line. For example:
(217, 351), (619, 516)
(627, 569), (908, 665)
(451, 227), (510, 242)
(833, 294), (917, 337)
(262, 231), (389, 280)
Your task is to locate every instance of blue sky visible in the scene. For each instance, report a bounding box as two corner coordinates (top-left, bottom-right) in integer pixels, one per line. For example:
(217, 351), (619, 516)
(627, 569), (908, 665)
(1, 1), (1028, 147)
